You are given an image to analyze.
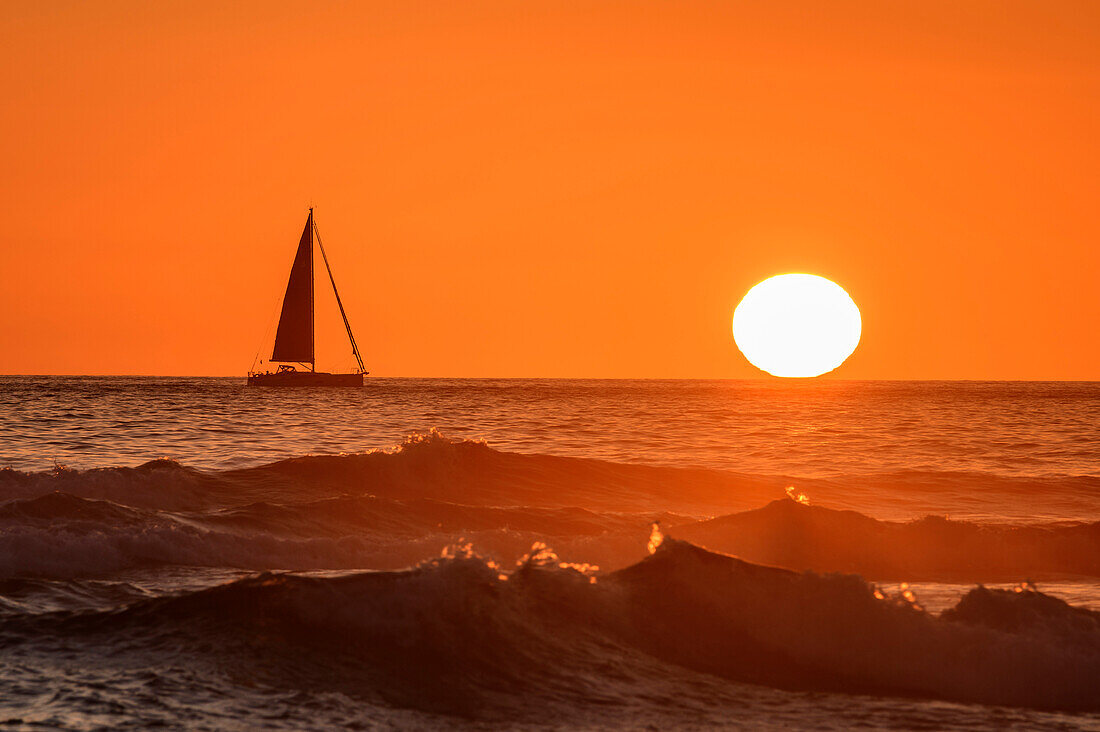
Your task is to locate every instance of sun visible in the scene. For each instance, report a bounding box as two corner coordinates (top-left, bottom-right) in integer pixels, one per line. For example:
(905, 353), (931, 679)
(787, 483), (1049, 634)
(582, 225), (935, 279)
(732, 274), (861, 378)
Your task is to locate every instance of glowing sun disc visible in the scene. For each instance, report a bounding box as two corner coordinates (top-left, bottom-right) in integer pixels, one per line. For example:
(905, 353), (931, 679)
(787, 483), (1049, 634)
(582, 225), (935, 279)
(733, 274), (861, 377)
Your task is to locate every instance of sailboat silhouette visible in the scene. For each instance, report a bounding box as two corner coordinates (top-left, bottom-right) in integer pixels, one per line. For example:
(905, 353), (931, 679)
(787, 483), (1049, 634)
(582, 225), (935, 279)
(247, 209), (367, 386)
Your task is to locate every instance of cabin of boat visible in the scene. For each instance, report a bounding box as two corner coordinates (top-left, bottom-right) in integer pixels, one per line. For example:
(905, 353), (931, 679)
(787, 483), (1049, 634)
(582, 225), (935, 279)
(247, 367), (363, 387)
(248, 209), (367, 387)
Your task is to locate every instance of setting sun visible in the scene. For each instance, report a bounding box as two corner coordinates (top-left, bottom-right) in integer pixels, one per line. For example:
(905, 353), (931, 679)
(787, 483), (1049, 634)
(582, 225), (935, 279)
(732, 274), (861, 378)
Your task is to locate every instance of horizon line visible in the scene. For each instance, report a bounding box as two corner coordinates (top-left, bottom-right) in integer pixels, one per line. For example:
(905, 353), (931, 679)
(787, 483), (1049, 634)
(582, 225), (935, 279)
(2, 373), (1099, 383)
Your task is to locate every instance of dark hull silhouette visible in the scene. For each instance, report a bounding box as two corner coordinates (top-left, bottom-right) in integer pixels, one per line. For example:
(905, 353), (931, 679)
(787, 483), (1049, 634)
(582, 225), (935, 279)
(247, 371), (363, 387)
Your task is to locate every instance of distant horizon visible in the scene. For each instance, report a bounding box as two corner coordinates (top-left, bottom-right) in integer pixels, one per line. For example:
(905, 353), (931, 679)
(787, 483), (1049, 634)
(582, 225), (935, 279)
(3, 372), (1099, 383)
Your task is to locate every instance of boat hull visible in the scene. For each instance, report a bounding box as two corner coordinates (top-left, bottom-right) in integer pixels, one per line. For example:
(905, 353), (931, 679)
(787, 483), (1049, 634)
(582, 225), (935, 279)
(247, 371), (364, 387)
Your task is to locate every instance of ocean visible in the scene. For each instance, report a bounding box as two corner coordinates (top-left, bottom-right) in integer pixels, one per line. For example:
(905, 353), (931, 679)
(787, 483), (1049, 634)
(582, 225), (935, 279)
(1, 377), (1098, 729)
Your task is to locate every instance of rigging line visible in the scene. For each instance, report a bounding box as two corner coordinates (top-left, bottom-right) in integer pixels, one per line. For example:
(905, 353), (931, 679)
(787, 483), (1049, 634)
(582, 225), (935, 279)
(313, 217), (366, 373)
(309, 208), (315, 372)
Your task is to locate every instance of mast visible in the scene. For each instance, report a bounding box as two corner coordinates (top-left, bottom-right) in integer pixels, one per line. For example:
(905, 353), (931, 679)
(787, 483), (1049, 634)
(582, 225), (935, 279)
(308, 208), (315, 372)
(313, 214), (367, 374)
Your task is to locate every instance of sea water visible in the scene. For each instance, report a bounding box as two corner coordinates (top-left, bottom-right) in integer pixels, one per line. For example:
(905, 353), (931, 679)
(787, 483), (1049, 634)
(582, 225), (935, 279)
(1, 377), (1098, 729)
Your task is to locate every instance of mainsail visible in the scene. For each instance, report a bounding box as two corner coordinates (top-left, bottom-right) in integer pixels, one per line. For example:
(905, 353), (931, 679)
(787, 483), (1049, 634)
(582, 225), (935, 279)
(271, 212), (314, 364)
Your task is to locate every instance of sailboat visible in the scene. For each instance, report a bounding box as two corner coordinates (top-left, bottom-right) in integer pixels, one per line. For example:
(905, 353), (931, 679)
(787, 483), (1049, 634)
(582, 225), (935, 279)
(247, 209), (367, 386)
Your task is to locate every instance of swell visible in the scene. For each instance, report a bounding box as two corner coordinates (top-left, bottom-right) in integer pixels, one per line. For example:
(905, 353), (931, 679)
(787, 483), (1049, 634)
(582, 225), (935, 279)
(4, 540), (1098, 716)
(6, 430), (1096, 519)
(4, 490), (1098, 581)
(0, 490), (668, 578)
(674, 499), (1100, 582)
(2, 432), (1098, 581)
(0, 458), (226, 511)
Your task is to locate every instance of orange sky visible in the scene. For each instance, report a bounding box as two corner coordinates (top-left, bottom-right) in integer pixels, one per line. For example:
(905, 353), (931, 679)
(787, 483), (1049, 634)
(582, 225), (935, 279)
(2, 1), (1098, 378)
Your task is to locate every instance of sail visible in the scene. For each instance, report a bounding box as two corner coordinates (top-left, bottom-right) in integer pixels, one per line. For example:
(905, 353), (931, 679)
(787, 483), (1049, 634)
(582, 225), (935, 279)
(271, 213), (314, 363)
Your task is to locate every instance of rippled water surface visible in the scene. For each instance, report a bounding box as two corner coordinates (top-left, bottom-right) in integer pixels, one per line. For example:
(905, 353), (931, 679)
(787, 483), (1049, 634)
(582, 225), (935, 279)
(4, 377), (1098, 477)
(2, 377), (1098, 729)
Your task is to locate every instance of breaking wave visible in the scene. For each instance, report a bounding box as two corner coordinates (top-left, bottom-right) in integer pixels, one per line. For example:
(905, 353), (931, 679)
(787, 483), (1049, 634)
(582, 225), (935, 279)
(3, 539), (1098, 716)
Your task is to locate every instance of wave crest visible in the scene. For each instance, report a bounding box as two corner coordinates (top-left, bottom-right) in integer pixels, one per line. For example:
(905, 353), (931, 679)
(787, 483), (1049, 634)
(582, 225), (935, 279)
(5, 539), (1099, 714)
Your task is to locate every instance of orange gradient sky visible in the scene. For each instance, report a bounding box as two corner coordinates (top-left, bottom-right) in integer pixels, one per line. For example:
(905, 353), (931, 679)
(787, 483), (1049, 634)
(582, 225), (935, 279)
(2, 1), (1098, 378)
